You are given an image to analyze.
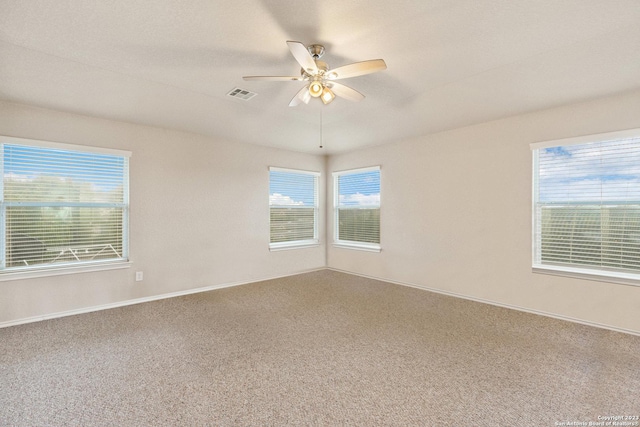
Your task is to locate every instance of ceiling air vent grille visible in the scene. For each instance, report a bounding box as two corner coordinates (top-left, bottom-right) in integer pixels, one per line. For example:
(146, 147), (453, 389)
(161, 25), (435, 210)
(227, 87), (257, 101)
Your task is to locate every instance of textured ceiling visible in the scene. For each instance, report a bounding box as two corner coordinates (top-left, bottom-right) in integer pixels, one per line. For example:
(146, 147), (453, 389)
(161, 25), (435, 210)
(1, 0), (640, 154)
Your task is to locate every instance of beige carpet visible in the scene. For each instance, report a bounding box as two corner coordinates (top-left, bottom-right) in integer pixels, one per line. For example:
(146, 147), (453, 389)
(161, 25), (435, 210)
(1, 270), (639, 426)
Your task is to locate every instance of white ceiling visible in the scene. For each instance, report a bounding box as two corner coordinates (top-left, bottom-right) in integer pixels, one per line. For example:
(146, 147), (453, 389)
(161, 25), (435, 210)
(1, 0), (640, 154)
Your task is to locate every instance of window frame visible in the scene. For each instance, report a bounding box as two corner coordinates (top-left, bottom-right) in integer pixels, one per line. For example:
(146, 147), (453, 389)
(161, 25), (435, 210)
(0, 135), (131, 280)
(530, 128), (640, 286)
(333, 166), (381, 252)
(268, 166), (320, 251)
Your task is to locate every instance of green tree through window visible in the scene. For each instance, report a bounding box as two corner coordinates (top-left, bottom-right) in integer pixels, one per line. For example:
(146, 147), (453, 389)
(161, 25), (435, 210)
(333, 167), (381, 250)
(1, 138), (130, 271)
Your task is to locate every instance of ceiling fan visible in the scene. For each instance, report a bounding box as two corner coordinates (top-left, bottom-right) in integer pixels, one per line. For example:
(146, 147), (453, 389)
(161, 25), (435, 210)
(243, 41), (387, 106)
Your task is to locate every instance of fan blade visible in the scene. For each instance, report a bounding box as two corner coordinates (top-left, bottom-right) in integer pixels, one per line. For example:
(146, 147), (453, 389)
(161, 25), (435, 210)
(243, 75), (303, 81)
(289, 85), (311, 107)
(326, 59), (387, 80)
(326, 82), (365, 102)
(287, 41), (318, 75)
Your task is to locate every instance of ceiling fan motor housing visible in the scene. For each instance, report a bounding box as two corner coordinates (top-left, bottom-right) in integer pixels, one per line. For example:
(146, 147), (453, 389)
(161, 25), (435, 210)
(302, 60), (328, 80)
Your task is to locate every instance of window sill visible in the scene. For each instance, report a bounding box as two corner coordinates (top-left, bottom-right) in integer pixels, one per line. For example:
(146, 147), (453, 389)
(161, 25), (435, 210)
(532, 265), (640, 287)
(0, 260), (131, 281)
(333, 242), (381, 253)
(269, 241), (319, 251)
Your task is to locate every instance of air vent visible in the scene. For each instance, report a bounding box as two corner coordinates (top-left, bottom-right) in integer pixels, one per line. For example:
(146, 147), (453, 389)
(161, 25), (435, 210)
(227, 87), (257, 101)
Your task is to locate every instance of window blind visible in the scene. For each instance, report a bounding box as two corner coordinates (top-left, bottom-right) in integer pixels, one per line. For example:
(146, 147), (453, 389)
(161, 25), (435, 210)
(269, 167), (319, 248)
(1, 140), (130, 271)
(334, 167), (380, 248)
(532, 132), (640, 278)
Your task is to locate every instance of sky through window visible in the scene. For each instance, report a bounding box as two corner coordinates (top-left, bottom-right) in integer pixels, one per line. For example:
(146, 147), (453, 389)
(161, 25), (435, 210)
(538, 137), (640, 203)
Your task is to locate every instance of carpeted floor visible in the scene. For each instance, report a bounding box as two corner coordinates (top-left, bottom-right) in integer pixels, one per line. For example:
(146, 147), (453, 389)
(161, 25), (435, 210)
(1, 269), (639, 426)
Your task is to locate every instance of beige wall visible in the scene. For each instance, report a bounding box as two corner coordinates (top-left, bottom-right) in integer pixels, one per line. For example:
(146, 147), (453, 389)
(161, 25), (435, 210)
(3, 90), (640, 334)
(327, 89), (640, 334)
(0, 101), (326, 324)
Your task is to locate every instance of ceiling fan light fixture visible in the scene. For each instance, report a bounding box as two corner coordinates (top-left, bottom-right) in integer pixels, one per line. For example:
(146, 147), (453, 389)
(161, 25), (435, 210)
(321, 87), (335, 105)
(309, 81), (323, 97)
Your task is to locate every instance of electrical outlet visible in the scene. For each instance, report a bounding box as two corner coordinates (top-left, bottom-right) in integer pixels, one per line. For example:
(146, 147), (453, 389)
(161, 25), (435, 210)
(135, 271), (143, 282)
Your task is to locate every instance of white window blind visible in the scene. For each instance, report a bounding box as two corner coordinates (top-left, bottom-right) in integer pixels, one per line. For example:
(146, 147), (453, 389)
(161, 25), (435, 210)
(269, 167), (319, 249)
(334, 166), (380, 250)
(531, 130), (640, 281)
(1, 137), (130, 272)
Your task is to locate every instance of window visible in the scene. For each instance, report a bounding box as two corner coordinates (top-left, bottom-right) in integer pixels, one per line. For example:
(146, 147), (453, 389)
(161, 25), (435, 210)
(531, 129), (640, 284)
(269, 167), (319, 250)
(333, 166), (381, 251)
(0, 136), (130, 275)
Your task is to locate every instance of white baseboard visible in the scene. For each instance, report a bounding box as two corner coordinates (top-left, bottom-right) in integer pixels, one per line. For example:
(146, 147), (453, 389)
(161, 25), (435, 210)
(4, 266), (639, 337)
(0, 267), (325, 329)
(327, 267), (640, 337)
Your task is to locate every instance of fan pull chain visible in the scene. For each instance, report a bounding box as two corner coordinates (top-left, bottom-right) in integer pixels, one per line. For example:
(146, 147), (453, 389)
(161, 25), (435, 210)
(319, 109), (323, 149)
